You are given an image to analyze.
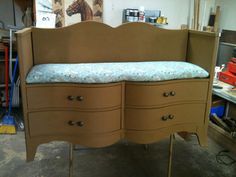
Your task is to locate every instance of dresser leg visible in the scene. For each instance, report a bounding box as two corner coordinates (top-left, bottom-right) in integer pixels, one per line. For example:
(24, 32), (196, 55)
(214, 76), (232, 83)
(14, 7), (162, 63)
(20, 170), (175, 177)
(167, 134), (174, 177)
(26, 142), (38, 162)
(196, 127), (208, 147)
(69, 144), (74, 177)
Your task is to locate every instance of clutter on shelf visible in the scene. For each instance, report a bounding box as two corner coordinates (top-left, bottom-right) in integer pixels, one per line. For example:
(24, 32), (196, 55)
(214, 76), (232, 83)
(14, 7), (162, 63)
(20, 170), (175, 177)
(123, 7), (168, 25)
(211, 86), (236, 138)
(219, 57), (236, 86)
(0, 30), (19, 108)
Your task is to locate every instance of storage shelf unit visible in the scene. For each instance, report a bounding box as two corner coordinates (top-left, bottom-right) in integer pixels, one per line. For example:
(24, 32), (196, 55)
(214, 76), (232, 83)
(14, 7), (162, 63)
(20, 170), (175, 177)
(0, 28), (20, 107)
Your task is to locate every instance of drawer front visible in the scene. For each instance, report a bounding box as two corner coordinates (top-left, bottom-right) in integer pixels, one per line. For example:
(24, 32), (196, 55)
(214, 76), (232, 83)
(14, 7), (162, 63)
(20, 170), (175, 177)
(27, 84), (121, 110)
(29, 110), (121, 137)
(125, 103), (206, 130)
(126, 80), (208, 107)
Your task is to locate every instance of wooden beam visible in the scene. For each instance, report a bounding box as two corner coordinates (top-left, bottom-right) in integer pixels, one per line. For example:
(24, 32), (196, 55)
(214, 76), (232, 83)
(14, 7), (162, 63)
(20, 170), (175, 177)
(193, 0), (200, 30)
(208, 121), (236, 154)
(214, 6), (220, 33)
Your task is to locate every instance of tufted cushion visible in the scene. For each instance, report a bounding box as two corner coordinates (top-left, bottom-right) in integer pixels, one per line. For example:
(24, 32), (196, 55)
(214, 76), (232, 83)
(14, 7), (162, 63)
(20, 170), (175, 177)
(26, 61), (209, 84)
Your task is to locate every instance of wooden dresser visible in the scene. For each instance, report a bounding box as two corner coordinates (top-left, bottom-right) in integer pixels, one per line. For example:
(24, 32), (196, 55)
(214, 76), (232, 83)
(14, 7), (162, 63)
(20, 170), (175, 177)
(16, 22), (219, 161)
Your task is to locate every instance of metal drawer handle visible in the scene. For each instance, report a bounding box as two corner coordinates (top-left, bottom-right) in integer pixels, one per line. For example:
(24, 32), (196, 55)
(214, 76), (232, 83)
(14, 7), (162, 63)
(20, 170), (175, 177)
(162, 116), (168, 121)
(77, 121), (84, 127)
(163, 92), (169, 97)
(168, 114), (175, 120)
(67, 96), (76, 101)
(162, 115), (175, 121)
(170, 91), (176, 96)
(68, 121), (84, 127)
(77, 96), (84, 101)
(68, 121), (76, 126)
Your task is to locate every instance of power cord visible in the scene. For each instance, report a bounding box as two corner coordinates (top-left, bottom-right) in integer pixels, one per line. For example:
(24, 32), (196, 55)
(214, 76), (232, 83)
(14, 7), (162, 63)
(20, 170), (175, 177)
(216, 150), (236, 166)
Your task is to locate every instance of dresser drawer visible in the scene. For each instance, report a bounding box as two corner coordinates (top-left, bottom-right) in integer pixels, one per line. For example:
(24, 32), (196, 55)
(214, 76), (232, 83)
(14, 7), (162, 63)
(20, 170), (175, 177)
(28, 109), (121, 137)
(27, 84), (121, 110)
(126, 80), (208, 107)
(125, 103), (206, 130)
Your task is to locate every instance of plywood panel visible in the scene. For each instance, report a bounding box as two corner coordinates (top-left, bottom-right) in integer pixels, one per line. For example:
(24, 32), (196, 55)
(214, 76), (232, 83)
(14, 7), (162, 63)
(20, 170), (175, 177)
(32, 22), (188, 64)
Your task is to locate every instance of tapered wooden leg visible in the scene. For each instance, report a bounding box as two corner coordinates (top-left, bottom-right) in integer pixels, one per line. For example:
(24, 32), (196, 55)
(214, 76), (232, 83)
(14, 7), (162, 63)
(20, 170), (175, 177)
(26, 142), (38, 162)
(69, 144), (74, 177)
(196, 127), (208, 147)
(167, 134), (174, 177)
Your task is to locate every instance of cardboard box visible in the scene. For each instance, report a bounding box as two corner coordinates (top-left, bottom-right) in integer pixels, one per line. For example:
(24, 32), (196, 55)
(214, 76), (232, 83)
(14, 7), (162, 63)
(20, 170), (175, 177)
(219, 71), (236, 86)
(228, 62), (236, 74)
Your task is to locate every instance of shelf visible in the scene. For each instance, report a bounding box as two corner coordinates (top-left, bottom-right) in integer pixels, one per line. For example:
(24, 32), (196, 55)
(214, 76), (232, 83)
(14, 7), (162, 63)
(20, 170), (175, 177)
(0, 84), (11, 88)
(208, 121), (236, 154)
(213, 80), (236, 104)
(149, 22), (168, 26)
(0, 58), (17, 62)
(220, 42), (236, 47)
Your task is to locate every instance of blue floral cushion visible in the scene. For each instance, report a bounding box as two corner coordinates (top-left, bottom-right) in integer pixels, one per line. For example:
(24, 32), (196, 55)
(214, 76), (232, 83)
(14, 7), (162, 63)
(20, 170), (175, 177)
(26, 61), (209, 84)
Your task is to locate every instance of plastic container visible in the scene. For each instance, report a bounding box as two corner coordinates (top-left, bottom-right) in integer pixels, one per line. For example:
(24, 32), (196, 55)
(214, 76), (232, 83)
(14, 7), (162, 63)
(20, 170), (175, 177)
(211, 99), (226, 118)
(211, 106), (225, 118)
(139, 6), (145, 22)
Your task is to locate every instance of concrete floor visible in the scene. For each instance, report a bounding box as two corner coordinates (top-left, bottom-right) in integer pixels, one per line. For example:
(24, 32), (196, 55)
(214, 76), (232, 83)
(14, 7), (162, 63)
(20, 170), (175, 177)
(0, 132), (236, 177)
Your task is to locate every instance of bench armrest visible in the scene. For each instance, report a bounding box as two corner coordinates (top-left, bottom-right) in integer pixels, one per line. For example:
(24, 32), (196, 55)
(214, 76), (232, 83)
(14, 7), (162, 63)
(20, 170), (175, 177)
(187, 30), (219, 79)
(16, 28), (33, 84)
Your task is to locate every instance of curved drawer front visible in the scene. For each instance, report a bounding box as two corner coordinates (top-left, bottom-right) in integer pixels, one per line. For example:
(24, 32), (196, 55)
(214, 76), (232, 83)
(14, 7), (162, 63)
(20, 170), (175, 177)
(125, 103), (206, 130)
(27, 84), (122, 110)
(28, 110), (121, 137)
(125, 80), (208, 107)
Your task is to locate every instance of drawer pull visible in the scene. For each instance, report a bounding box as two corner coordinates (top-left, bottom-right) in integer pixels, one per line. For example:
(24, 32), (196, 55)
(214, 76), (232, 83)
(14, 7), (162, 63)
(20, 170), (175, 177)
(77, 96), (84, 101)
(161, 116), (168, 121)
(170, 91), (176, 96)
(77, 121), (84, 127)
(68, 121), (76, 126)
(67, 96), (76, 101)
(163, 92), (169, 97)
(168, 115), (175, 120)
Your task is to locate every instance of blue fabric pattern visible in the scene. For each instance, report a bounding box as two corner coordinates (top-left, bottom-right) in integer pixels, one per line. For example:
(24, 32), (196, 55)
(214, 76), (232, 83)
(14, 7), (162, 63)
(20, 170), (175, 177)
(26, 61), (209, 84)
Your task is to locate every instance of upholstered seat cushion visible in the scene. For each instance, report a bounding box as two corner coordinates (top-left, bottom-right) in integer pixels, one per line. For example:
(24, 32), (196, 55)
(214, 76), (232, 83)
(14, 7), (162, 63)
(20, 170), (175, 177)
(26, 61), (209, 84)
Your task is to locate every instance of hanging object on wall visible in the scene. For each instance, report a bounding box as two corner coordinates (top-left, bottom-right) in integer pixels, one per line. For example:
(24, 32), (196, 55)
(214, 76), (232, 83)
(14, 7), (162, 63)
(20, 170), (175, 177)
(52, 0), (65, 27)
(22, 7), (33, 27)
(35, 0), (103, 27)
(35, 0), (55, 28)
(65, 0), (103, 26)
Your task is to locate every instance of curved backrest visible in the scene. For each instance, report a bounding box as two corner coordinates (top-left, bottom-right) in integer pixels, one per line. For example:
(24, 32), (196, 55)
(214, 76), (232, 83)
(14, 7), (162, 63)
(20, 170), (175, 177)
(32, 21), (188, 64)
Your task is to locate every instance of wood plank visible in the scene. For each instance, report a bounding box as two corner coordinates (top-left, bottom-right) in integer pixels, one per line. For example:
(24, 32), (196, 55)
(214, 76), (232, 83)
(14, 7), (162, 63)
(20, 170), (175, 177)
(213, 6), (220, 33)
(193, 0), (200, 30)
(208, 121), (236, 154)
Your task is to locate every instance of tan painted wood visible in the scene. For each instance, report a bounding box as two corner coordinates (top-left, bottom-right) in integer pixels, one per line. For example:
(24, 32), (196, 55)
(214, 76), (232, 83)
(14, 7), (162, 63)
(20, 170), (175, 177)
(27, 84), (122, 110)
(125, 124), (200, 144)
(26, 131), (121, 161)
(31, 22), (188, 64)
(187, 30), (219, 73)
(125, 103), (205, 130)
(126, 80), (209, 107)
(16, 28), (34, 162)
(16, 28), (33, 81)
(28, 109), (121, 137)
(15, 22), (219, 161)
